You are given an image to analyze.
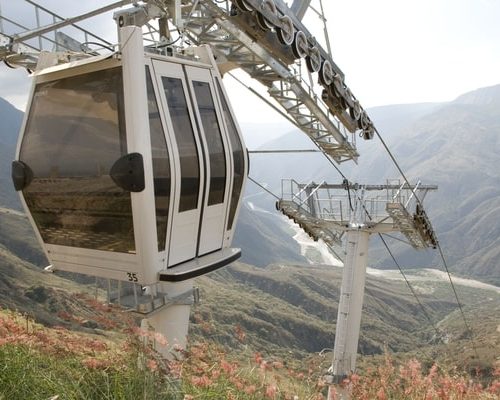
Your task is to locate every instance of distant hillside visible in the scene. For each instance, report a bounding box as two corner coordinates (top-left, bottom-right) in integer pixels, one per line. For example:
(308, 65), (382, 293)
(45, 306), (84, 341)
(233, 202), (307, 267)
(453, 84), (500, 109)
(196, 263), (460, 356)
(0, 97), (23, 210)
(378, 84), (500, 284)
(247, 85), (500, 285)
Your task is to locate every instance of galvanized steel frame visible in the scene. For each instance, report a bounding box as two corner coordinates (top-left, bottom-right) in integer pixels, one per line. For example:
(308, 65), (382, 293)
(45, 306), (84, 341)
(0, 0), (359, 163)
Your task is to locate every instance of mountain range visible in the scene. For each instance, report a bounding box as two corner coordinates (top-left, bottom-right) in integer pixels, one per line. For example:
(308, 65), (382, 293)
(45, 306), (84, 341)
(241, 84), (500, 285)
(0, 97), (23, 210)
(2, 86), (499, 285)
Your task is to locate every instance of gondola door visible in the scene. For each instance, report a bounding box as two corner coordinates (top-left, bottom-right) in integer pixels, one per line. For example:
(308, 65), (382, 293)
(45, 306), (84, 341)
(152, 60), (205, 267)
(185, 66), (231, 256)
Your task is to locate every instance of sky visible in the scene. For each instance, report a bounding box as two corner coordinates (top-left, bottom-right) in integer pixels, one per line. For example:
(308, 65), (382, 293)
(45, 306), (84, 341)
(0, 0), (499, 126)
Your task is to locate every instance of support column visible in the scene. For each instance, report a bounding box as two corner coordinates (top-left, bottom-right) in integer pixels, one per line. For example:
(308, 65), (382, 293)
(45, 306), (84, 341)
(328, 229), (370, 399)
(141, 280), (193, 359)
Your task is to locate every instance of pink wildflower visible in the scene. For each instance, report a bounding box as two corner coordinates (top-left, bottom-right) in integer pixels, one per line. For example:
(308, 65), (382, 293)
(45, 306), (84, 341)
(152, 332), (167, 347)
(265, 384), (278, 399)
(147, 359), (158, 372)
(211, 369), (221, 379)
(376, 387), (387, 400)
(234, 325), (246, 342)
(221, 359), (236, 375)
(191, 375), (212, 387)
(244, 385), (257, 394)
(82, 357), (107, 369)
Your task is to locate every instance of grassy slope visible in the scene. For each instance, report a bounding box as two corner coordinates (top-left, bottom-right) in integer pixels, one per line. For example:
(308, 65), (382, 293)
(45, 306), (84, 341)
(191, 263), (500, 379)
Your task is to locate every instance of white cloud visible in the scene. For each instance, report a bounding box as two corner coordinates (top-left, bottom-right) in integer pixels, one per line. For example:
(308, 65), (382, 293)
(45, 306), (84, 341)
(0, 64), (31, 111)
(316, 0), (500, 107)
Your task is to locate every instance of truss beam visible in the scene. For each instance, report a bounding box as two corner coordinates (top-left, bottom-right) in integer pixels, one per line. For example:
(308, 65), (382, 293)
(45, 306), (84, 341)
(184, 0), (360, 163)
(0, 0), (367, 163)
(277, 199), (343, 247)
(279, 179), (438, 248)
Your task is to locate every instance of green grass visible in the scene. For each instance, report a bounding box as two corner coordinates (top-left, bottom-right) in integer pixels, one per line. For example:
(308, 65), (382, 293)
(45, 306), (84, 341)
(0, 309), (181, 400)
(0, 344), (181, 400)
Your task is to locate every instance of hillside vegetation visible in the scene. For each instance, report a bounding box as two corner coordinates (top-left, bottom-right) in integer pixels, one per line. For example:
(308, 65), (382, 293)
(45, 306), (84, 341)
(1, 223), (498, 385)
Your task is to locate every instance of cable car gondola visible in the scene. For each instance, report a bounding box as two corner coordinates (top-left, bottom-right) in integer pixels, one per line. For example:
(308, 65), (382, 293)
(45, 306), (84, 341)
(12, 27), (248, 286)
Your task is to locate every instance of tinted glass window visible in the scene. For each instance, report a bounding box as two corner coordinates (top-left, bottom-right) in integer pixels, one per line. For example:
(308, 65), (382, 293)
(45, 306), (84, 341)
(193, 81), (226, 206)
(162, 77), (200, 212)
(146, 67), (170, 251)
(216, 80), (245, 230)
(19, 67), (134, 253)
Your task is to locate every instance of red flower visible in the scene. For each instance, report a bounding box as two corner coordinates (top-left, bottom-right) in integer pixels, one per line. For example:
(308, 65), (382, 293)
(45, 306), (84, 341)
(265, 384), (278, 399)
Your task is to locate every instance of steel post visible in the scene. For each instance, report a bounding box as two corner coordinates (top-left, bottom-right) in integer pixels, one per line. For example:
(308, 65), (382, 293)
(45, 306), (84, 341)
(328, 229), (371, 399)
(141, 280), (193, 359)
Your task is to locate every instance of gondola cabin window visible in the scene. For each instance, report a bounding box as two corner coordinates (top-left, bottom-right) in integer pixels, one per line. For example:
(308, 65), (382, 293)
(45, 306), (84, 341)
(192, 80), (226, 206)
(146, 66), (170, 252)
(216, 80), (245, 230)
(161, 76), (200, 213)
(18, 67), (134, 253)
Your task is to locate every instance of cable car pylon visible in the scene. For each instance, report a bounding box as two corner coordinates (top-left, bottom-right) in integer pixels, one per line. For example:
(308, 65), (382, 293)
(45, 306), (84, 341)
(278, 179), (437, 398)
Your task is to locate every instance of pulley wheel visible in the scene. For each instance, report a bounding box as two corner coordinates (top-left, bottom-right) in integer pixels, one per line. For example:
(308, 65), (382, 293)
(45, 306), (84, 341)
(291, 30), (308, 59)
(349, 100), (362, 121)
(332, 74), (345, 97)
(332, 74), (347, 110)
(256, 0), (277, 31)
(306, 46), (321, 73)
(318, 60), (334, 86)
(344, 88), (355, 109)
(234, 0), (253, 12)
(324, 86), (342, 110)
(276, 15), (294, 45)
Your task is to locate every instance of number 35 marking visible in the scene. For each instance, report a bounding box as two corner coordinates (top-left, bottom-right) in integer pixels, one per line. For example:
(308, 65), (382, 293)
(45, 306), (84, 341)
(127, 272), (138, 282)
